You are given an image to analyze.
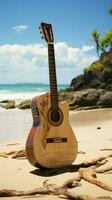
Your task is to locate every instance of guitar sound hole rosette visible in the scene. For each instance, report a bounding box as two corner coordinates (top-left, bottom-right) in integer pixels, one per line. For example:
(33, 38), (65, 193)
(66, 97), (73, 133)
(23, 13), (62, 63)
(47, 108), (63, 126)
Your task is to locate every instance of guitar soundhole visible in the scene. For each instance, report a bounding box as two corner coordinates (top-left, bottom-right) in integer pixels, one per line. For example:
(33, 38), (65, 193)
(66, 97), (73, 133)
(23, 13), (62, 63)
(48, 109), (63, 126)
(51, 110), (60, 122)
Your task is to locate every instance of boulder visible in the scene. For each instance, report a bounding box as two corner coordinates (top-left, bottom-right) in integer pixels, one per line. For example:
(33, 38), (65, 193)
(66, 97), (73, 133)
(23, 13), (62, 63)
(70, 74), (85, 90)
(69, 89), (100, 108)
(98, 92), (112, 107)
(18, 99), (31, 109)
(0, 100), (9, 103)
(2, 100), (15, 109)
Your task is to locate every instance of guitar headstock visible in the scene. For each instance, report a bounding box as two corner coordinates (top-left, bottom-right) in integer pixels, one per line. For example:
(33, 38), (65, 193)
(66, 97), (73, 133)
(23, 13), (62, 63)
(39, 22), (54, 43)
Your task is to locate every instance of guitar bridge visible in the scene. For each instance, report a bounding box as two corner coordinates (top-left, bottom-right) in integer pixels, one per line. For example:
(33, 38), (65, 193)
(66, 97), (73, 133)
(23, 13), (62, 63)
(46, 137), (67, 143)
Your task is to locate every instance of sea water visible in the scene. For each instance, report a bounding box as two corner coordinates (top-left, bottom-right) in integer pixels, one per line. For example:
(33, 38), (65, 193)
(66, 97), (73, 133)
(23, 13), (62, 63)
(0, 83), (68, 103)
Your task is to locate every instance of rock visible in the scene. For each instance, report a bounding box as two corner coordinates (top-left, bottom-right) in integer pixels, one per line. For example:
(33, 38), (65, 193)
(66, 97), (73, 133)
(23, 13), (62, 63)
(18, 99), (31, 109)
(97, 127), (101, 130)
(70, 74), (85, 90)
(59, 88), (112, 110)
(59, 89), (101, 109)
(98, 92), (112, 107)
(2, 100), (15, 109)
(59, 91), (74, 103)
(72, 89), (99, 107)
(0, 100), (9, 103)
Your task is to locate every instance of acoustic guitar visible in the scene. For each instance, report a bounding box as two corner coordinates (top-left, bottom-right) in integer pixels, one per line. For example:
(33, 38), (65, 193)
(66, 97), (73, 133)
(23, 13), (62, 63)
(26, 22), (78, 169)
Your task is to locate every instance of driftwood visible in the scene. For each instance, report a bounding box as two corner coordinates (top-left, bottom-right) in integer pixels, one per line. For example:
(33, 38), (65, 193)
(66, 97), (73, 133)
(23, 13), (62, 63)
(0, 152), (8, 158)
(79, 154), (112, 167)
(0, 150), (26, 159)
(96, 166), (112, 173)
(66, 191), (112, 200)
(0, 154), (112, 199)
(100, 148), (112, 151)
(7, 149), (26, 159)
(0, 181), (112, 199)
(78, 150), (86, 154)
(79, 167), (112, 192)
(5, 143), (20, 146)
(0, 177), (80, 197)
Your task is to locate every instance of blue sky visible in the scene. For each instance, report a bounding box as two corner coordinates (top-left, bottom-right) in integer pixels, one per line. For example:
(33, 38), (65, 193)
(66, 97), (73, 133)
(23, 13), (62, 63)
(0, 0), (112, 84)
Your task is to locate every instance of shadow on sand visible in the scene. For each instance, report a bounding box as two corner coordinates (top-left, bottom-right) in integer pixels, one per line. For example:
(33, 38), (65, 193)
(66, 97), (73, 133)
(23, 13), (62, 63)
(30, 163), (83, 177)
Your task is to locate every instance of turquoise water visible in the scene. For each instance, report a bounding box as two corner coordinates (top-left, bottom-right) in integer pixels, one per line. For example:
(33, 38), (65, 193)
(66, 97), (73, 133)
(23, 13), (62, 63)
(0, 83), (68, 103)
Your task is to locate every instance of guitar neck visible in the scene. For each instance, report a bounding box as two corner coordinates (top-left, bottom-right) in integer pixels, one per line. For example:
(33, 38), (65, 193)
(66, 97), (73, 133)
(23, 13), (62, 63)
(48, 43), (58, 110)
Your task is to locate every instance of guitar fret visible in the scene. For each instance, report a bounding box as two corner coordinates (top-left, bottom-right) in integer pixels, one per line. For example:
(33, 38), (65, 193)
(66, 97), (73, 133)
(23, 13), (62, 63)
(51, 99), (58, 101)
(50, 80), (57, 83)
(51, 94), (58, 97)
(51, 95), (58, 98)
(49, 62), (55, 64)
(50, 86), (57, 88)
(51, 91), (57, 93)
(51, 92), (58, 95)
(50, 82), (57, 84)
(50, 72), (57, 75)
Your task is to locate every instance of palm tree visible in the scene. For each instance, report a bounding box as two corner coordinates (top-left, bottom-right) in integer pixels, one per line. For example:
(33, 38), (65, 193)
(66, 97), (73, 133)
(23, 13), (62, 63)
(91, 30), (102, 57)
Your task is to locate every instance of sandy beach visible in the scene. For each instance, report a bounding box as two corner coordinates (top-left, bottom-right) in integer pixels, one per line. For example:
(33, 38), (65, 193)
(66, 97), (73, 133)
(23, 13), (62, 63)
(0, 108), (112, 199)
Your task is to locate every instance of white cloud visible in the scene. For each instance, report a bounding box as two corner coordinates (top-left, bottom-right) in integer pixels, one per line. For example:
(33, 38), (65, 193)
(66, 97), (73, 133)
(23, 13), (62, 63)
(81, 45), (94, 52)
(0, 42), (97, 83)
(13, 25), (29, 32)
(55, 42), (96, 68)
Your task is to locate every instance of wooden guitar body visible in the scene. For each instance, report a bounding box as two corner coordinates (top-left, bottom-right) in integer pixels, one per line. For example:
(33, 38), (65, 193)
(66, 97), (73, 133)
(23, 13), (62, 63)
(26, 93), (78, 169)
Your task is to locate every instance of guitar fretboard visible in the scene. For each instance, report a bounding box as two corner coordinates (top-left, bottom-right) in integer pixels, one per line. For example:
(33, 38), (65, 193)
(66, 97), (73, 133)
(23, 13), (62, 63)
(48, 43), (58, 110)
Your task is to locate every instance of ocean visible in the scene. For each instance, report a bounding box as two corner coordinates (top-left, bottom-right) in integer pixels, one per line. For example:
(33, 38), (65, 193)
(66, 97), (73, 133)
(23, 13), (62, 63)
(0, 83), (68, 103)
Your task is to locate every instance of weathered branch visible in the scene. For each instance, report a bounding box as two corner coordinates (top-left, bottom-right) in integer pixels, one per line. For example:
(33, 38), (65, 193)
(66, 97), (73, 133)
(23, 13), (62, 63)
(79, 167), (112, 192)
(100, 148), (112, 151)
(0, 150), (26, 159)
(96, 166), (112, 173)
(66, 191), (112, 200)
(0, 178), (81, 197)
(0, 185), (112, 200)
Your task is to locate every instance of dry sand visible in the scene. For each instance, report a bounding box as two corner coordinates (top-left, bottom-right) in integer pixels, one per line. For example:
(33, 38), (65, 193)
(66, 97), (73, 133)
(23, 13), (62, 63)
(0, 108), (112, 199)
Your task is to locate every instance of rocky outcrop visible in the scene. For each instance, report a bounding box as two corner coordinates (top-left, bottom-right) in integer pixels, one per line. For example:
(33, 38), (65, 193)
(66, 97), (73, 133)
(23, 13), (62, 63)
(59, 89), (112, 110)
(98, 92), (112, 107)
(17, 99), (31, 109)
(70, 51), (112, 91)
(58, 50), (112, 110)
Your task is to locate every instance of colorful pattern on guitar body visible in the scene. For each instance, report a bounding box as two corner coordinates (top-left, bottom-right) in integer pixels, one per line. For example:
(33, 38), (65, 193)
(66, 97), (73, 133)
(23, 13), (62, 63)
(38, 93), (51, 149)
(26, 96), (42, 167)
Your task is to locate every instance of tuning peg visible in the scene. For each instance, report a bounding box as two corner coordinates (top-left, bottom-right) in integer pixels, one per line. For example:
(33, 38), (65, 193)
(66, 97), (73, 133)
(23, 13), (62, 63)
(40, 30), (43, 34)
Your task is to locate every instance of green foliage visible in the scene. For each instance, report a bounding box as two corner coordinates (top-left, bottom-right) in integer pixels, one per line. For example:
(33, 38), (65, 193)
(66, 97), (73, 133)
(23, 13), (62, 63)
(100, 30), (112, 51)
(91, 30), (100, 40)
(91, 5), (112, 56)
(85, 61), (103, 72)
(91, 30), (101, 57)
